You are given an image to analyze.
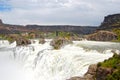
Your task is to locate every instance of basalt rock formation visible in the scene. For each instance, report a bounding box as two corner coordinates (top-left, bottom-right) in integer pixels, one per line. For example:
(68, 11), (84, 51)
(68, 53), (120, 80)
(68, 64), (97, 80)
(85, 30), (117, 41)
(99, 14), (120, 30)
(0, 20), (34, 34)
(85, 14), (120, 41)
(68, 65), (113, 80)
(1, 14), (120, 35)
(0, 19), (97, 34)
(26, 25), (97, 34)
(0, 19), (3, 24)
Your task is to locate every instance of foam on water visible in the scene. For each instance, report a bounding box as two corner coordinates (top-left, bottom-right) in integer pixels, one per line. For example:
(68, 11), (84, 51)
(0, 40), (120, 80)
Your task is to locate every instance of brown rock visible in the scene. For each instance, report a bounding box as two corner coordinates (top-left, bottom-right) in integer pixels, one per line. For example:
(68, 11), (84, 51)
(96, 67), (113, 80)
(50, 37), (72, 49)
(68, 75), (94, 80)
(85, 30), (117, 41)
(39, 38), (45, 44)
(85, 64), (97, 75)
(16, 38), (31, 46)
(6, 34), (31, 46)
(68, 64), (97, 80)
(67, 77), (85, 80)
(100, 14), (120, 29)
(83, 64), (97, 80)
(0, 19), (3, 24)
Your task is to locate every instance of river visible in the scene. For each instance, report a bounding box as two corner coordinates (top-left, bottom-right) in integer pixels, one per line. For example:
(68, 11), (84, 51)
(0, 40), (119, 80)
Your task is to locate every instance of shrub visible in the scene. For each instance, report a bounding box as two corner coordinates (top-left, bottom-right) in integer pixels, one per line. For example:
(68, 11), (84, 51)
(97, 53), (120, 80)
(106, 69), (120, 80)
(98, 54), (120, 69)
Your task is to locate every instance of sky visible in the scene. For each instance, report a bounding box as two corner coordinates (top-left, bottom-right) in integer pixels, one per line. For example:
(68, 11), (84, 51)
(0, 0), (120, 26)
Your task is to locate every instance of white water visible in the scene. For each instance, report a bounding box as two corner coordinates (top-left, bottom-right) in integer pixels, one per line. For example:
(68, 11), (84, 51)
(0, 40), (120, 80)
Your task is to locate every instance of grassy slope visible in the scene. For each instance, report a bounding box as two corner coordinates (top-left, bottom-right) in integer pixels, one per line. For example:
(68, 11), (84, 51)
(97, 54), (120, 80)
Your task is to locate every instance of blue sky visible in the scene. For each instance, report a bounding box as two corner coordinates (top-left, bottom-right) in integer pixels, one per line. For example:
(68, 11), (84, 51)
(0, 0), (120, 26)
(0, 0), (11, 11)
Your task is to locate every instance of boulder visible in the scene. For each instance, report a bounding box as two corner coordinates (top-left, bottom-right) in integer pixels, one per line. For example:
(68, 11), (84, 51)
(84, 64), (97, 76)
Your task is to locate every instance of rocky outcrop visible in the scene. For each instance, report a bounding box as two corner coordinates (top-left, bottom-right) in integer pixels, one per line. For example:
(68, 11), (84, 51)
(85, 30), (117, 41)
(84, 64), (97, 79)
(0, 19), (3, 25)
(6, 34), (31, 46)
(68, 64), (114, 80)
(96, 67), (113, 80)
(68, 53), (120, 80)
(50, 37), (72, 49)
(100, 14), (120, 29)
(68, 64), (97, 80)
(0, 19), (35, 34)
(85, 14), (120, 41)
(16, 38), (31, 46)
(39, 38), (45, 44)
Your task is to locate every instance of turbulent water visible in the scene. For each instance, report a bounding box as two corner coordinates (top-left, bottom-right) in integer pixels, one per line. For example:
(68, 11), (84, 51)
(0, 39), (120, 80)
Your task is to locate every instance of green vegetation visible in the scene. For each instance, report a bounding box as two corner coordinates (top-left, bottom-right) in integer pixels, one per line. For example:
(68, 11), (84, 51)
(42, 31), (81, 40)
(106, 69), (120, 80)
(97, 53), (120, 80)
(112, 28), (120, 41)
(98, 54), (120, 68)
(111, 22), (120, 27)
(0, 31), (79, 46)
(0, 34), (15, 43)
(44, 32), (56, 38)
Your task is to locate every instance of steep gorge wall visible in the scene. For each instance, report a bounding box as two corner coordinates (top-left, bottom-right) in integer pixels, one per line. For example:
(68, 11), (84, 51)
(99, 14), (120, 29)
(0, 19), (97, 34)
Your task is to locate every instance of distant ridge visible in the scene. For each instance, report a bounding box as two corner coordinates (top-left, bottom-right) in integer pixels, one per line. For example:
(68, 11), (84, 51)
(0, 19), (97, 34)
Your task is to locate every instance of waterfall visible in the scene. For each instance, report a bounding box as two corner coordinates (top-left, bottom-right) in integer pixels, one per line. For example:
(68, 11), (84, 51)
(0, 39), (120, 80)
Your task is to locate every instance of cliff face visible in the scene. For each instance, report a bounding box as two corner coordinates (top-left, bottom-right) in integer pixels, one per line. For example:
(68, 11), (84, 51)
(85, 14), (120, 41)
(0, 19), (34, 34)
(0, 19), (3, 25)
(26, 25), (97, 34)
(1, 13), (120, 35)
(0, 19), (98, 34)
(100, 14), (120, 29)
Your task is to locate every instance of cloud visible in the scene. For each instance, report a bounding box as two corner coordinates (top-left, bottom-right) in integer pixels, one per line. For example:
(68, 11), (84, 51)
(0, 0), (120, 26)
